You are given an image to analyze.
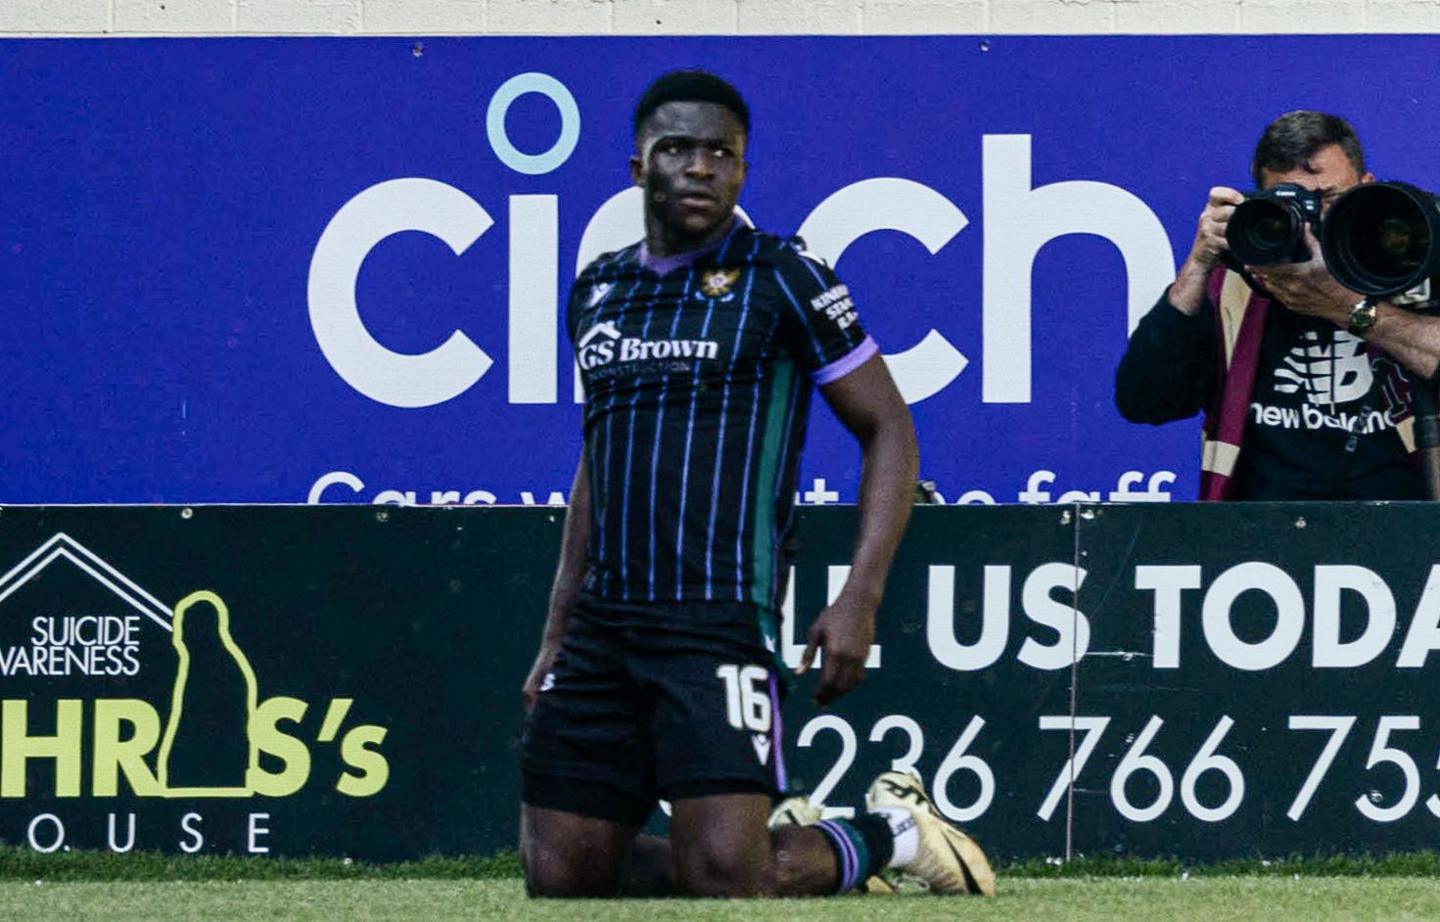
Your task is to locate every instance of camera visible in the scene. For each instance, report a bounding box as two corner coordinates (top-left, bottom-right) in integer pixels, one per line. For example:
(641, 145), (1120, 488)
(1226, 182), (1324, 266)
(1321, 181), (1440, 309)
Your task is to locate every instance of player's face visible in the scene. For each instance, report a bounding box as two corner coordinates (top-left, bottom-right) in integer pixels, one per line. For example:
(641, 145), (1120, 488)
(632, 101), (747, 249)
(1258, 142), (1372, 214)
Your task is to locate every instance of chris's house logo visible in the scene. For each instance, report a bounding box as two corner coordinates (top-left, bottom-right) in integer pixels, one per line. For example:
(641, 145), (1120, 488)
(0, 533), (390, 816)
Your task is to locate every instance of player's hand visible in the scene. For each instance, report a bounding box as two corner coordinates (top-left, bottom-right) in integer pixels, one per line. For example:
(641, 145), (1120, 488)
(796, 594), (876, 707)
(521, 640), (562, 714)
(1248, 225), (1355, 326)
(1187, 187), (1244, 269)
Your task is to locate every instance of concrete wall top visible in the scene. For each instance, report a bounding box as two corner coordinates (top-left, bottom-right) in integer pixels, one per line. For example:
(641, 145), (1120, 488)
(0, 0), (1432, 37)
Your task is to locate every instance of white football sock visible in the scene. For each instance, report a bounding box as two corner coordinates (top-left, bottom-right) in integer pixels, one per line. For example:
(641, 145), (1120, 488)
(868, 806), (919, 868)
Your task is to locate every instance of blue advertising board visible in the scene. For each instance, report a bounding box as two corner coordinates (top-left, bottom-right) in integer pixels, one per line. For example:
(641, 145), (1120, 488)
(2, 36), (1436, 506)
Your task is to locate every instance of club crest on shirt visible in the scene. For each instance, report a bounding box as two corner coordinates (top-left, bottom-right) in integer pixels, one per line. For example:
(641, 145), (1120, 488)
(698, 268), (740, 301)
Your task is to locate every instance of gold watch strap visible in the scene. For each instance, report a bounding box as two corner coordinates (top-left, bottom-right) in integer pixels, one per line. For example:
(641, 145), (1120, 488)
(1347, 298), (1378, 337)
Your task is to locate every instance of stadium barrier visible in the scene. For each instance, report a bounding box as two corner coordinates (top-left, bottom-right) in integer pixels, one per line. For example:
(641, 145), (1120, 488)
(1, 503), (1437, 861)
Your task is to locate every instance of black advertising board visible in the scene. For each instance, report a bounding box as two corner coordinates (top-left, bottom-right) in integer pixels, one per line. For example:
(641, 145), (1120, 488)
(0, 506), (558, 859)
(1073, 503), (1440, 860)
(773, 503), (1080, 860)
(2, 503), (1439, 861)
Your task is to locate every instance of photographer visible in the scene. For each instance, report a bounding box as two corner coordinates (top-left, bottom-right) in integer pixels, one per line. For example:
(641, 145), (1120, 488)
(1116, 111), (1440, 500)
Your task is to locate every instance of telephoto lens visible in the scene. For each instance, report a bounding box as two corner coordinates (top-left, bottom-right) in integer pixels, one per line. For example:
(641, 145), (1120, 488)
(1322, 182), (1440, 302)
(1226, 182), (1324, 266)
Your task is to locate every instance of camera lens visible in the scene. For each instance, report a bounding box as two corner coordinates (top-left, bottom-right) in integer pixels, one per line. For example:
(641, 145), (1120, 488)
(1251, 209), (1291, 247)
(1345, 192), (1426, 282)
(1228, 198), (1302, 265)
(1374, 217), (1425, 272)
(1323, 183), (1440, 296)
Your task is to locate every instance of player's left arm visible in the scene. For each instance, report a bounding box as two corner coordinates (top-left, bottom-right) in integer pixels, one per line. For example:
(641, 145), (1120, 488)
(798, 355), (919, 706)
(772, 242), (919, 704)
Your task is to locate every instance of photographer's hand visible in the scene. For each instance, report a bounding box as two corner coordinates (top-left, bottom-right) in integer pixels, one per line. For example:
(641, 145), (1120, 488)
(1247, 225), (1354, 327)
(1171, 187), (1245, 315)
(1254, 225), (1440, 380)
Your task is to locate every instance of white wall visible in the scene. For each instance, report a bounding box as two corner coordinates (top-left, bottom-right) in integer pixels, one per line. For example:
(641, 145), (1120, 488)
(0, 0), (1432, 36)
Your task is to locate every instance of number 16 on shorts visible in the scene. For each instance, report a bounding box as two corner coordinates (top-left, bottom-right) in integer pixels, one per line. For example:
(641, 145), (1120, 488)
(717, 664), (773, 733)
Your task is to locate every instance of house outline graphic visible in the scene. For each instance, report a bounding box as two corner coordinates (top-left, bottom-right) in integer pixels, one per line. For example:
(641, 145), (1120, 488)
(0, 532), (172, 631)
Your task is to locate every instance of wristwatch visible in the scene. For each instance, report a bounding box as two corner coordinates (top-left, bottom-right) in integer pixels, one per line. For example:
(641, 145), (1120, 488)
(1347, 298), (1378, 337)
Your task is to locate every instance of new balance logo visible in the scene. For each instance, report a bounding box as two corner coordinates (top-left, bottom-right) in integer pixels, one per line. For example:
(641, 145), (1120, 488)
(1272, 330), (1372, 404)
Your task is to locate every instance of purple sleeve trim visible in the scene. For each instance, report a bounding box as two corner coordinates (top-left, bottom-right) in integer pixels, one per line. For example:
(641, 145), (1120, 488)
(811, 336), (879, 385)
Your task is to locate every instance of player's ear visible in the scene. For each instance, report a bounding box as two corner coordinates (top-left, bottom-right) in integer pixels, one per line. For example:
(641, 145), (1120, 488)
(630, 153), (643, 186)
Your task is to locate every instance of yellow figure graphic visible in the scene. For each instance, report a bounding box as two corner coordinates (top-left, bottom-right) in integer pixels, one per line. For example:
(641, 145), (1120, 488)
(157, 591), (259, 797)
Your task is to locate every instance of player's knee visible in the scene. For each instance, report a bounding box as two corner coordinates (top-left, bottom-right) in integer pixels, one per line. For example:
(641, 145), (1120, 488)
(524, 860), (607, 898)
(674, 844), (767, 897)
(523, 840), (613, 898)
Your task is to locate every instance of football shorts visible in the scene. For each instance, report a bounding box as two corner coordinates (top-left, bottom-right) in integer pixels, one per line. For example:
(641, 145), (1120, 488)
(521, 594), (786, 825)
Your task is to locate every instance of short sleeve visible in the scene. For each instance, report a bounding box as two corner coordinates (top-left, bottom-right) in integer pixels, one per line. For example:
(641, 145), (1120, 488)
(567, 262), (602, 345)
(568, 247), (632, 346)
(771, 242), (878, 384)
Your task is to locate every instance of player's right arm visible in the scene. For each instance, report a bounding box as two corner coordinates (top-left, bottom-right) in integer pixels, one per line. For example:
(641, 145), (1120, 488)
(521, 261), (608, 712)
(521, 451), (591, 713)
(1113, 188), (1236, 424)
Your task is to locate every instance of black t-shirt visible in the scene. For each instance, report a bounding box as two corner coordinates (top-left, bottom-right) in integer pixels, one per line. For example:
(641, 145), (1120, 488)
(1230, 308), (1423, 500)
(1115, 291), (1424, 500)
(568, 225), (875, 611)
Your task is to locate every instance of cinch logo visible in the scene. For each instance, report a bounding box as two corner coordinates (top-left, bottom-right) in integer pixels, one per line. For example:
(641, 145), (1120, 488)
(576, 321), (720, 371)
(309, 74), (1176, 409)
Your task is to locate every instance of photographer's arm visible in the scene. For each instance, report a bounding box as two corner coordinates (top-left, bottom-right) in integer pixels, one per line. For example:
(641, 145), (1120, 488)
(1358, 307), (1440, 380)
(1169, 187), (1245, 315)
(1169, 258), (1217, 317)
(1113, 188), (1238, 424)
(1252, 229), (1440, 380)
(1115, 290), (1217, 423)
(1262, 280), (1440, 380)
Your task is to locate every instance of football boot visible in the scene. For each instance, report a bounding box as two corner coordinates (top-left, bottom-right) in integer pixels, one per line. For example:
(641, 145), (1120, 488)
(864, 771), (996, 897)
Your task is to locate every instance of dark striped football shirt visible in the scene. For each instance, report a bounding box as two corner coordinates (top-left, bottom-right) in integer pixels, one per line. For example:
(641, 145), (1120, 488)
(569, 222), (876, 621)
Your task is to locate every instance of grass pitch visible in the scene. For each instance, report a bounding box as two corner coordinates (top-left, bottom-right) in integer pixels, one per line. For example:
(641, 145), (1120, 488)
(6, 876), (1440, 921)
(6, 851), (1440, 920)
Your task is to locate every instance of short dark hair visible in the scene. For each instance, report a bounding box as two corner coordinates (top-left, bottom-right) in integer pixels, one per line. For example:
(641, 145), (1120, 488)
(1251, 110), (1366, 186)
(633, 70), (750, 141)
